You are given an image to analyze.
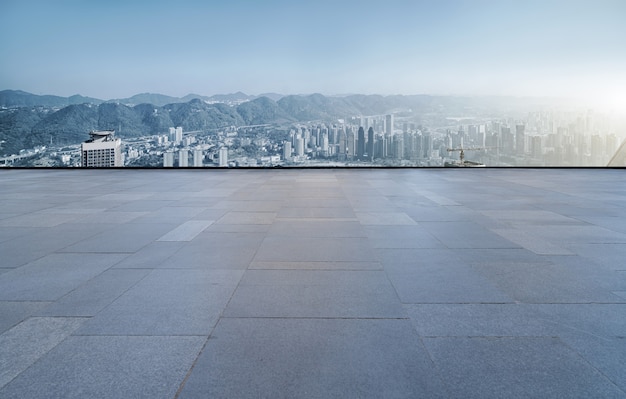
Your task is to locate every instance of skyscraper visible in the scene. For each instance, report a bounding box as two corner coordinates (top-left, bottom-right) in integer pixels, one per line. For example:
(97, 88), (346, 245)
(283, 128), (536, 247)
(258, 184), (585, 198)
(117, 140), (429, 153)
(175, 127), (183, 144)
(357, 127), (365, 160)
(338, 128), (347, 160)
(367, 127), (374, 161)
(219, 147), (228, 167)
(385, 114), (394, 136)
(295, 137), (305, 157)
(501, 127), (514, 154)
(283, 141), (292, 161)
(346, 128), (356, 160)
(516, 124), (526, 155)
(193, 149), (203, 167)
(163, 151), (175, 167)
(81, 130), (122, 167)
(178, 149), (188, 167)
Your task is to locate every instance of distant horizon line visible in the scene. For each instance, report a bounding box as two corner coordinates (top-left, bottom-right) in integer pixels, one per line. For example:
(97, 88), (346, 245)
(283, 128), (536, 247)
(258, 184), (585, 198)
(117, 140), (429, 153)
(2, 88), (583, 102)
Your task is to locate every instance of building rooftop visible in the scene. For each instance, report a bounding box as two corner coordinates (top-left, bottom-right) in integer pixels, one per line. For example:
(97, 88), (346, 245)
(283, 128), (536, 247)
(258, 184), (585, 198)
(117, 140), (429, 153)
(0, 168), (625, 398)
(86, 130), (116, 143)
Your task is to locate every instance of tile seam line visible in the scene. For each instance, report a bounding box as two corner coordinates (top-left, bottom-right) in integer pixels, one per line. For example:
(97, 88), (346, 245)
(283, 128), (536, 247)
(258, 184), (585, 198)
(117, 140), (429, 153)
(218, 316), (410, 320)
(174, 182), (270, 396)
(557, 336), (626, 396)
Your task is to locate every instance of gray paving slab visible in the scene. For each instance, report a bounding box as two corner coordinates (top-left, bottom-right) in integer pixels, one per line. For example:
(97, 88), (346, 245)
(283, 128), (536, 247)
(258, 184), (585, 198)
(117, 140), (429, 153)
(423, 336), (626, 399)
(346, 196), (394, 212)
(356, 211), (417, 225)
(412, 190), (461, 206)
(405, 304), (560, 337)
(522, 224), (626, 244)
(216, 211), (276, 224)
(224, 270), (405, 318)
(0, 335), (205, 399)
(545, 255), (626, 291)
(70, 210), (149, 224)
(188, 231), (266, 248)
(76, 269), (243, 335)
(404, 206), (472, 221)
(421, 221), (521, 248)
(0, 213), (19, 221)
(0, 226), (38, 243)
(568, 243), (626, 270)
(165, 241), (258, 269)
(0, 317), (86, 389)
(112, 241), (185, 268)
(36, 269), (150, 316)
(531, 304), (626, 339)
(60, 223), (177, 253)
(277, 207), (355, 219)
(268, 220), (365, 237)
(178, 318), (448, 399)
(204, 223), (271, 233)
(559, 333), (626, 392)
(255, 236), (375, 262)
(454, 247), (551, 264)
(157, 220), (214, 241)
(130, 206), (208, 224)
(491, 228), (575, 255)
(211, 199), (284, 211)
(284, 198), (352, 208)
(249, 260), (383, 270)
(384, 260), (512, 304)
(0, 253), (127, 300)
(0, 302), (51, 334)
(480, 209), (585, 224)
(109, 199), (175, 211)
(0, 212), (84, 227)
(364, 225), (444, 248)
(474, 261), (626, 303)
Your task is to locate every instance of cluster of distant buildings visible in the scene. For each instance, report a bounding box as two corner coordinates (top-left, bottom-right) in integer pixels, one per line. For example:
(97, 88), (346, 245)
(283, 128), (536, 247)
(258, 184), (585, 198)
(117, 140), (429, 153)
(80, 126), (231, 168)
(282, 115), (444, 165)
(79, 108), (625, 167)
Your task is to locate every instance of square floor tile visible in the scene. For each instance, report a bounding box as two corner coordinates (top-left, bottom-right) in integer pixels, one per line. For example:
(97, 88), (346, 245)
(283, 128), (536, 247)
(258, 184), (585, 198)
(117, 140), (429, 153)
(178, 318), (448, 399)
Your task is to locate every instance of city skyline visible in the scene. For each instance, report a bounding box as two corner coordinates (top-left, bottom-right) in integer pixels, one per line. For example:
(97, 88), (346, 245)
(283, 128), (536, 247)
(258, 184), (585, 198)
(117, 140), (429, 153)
(1, 0), (625, 112)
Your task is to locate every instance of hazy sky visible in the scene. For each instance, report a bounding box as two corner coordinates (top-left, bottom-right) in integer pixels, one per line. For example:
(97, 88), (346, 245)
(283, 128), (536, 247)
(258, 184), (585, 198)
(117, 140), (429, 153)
(1, 0), (625, 106)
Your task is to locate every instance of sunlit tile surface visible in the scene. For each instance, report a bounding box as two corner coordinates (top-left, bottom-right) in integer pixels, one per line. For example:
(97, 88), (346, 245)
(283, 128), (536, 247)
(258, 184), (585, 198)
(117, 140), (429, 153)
(0, 168), (625, 398)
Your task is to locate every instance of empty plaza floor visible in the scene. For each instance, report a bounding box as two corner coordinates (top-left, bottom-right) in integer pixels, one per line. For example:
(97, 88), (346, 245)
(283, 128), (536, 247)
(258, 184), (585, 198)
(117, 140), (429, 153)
(0, 168), (625, 398)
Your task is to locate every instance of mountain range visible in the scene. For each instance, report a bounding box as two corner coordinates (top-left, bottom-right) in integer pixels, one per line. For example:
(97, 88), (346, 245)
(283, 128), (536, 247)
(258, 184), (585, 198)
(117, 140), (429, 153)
(0, 90), (284, 108)
(0, 90), (563, 156)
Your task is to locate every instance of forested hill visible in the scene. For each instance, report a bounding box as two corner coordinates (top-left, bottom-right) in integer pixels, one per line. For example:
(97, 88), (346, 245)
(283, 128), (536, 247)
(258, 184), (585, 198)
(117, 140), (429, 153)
(0, 91), (557, 155)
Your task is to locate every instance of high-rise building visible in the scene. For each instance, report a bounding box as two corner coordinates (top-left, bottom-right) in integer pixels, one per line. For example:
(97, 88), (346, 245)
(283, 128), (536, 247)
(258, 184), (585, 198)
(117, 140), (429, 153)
(81, 130), (122, 167)
(295, 137), (305, 157)
(321, 133), (329, 156)
(367, 127), (374, 161)
(163, 151), (175, 167)
(501, 127), (514, 154)
(169, 127), (183, 144)
(357, 127), (365, 160)
(346, 128), (356, 160)
(178, 149), (188, 167)
(338, 128), (346, 159)
(515, 124), (526, 155)
(531, 136), (543, 159)
(175, 127), (183, 144)
(385, 114), (394, 136)
(193, 149), (203, 167)
(219, 147), (228, 167)
(283, 141), (292, 161)
(422, 132), (432, 159)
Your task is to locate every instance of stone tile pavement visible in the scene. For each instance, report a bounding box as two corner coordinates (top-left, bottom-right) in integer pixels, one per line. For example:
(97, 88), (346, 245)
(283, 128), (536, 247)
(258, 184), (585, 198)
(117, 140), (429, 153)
(0, 168), (625, 398)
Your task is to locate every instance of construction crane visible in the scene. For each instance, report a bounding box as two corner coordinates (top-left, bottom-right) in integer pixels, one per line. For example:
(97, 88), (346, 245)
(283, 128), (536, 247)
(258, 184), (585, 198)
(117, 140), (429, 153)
(445, 146), (487, 167)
